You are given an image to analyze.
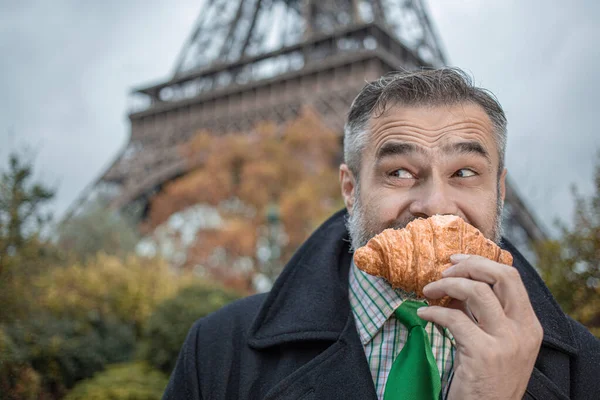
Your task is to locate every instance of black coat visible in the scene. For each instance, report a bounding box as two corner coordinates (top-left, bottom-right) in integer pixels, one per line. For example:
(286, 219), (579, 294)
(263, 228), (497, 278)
(162, 210), (600, 400)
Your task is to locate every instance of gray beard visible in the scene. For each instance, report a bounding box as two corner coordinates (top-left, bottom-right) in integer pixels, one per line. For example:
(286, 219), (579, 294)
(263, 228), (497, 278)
(346, 183), (505, 252)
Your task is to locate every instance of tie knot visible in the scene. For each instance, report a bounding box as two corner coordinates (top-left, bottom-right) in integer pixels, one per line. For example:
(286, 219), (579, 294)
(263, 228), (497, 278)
(394, 300), (428, 329)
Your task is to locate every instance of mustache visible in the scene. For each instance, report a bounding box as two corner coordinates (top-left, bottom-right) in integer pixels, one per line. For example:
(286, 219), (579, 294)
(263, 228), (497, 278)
(383, 216), (419, 231)
(384, 214), (476, 231)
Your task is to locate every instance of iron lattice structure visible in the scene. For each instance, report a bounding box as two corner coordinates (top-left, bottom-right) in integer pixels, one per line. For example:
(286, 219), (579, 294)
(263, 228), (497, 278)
(70, 0), (546, 260)
(172, 0), (446, 77)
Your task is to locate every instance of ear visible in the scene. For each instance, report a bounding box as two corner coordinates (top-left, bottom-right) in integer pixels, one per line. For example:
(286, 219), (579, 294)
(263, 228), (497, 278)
(339, 164), (357, 215)
(499, 168), (507, 203)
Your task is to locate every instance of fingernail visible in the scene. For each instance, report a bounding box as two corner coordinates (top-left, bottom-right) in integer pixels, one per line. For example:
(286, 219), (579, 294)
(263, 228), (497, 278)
(450, 254), (470, 263)
(416, 307), (427, 316)
(442, 266), (455, 277)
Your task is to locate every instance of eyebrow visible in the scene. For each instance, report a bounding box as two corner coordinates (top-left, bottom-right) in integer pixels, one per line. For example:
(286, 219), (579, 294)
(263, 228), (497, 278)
(441, 141), (492, 167)
(375, 142), (428, 161)
(375, 140), (493, 168)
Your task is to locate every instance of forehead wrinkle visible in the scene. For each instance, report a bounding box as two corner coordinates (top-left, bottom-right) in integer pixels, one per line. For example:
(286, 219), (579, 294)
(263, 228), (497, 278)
(371, 119), (491, 137)
(367, 106), (498, 169)
(370, 120), (492, 154)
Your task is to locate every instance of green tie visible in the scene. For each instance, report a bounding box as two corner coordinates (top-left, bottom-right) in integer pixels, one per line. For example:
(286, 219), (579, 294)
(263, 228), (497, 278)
(384, 301), (441, 400)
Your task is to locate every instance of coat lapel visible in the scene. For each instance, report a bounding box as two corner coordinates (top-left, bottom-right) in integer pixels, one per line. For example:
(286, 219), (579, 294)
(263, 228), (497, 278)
(261, 314), (378, 400)
(247, 209), (352, 347)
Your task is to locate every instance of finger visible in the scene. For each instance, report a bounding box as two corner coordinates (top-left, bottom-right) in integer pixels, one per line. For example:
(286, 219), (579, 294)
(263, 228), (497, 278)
(417, 305), (484, 344)
(444, 255), (532, 319)
(423, 277), (505, 333)
(446, 298), (477, 323)
(424, 296), (477, 324)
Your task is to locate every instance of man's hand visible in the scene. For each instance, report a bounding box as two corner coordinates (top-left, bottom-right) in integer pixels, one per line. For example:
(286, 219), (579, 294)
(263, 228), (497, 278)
(417, 254), (544, 400)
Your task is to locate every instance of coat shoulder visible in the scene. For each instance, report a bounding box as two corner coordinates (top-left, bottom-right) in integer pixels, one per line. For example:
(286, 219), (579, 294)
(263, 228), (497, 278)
(162, 293), (268, 400)
(194, 292), (268, 338)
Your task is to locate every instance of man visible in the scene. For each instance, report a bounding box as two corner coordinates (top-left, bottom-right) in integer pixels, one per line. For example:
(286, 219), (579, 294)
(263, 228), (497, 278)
(162, 68), (600, 399)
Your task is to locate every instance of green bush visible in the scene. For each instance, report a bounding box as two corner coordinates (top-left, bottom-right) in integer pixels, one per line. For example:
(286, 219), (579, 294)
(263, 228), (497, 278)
(57, 199), (141, 263)
(34, 253), (190, 338)
(0, 326), (20, 364)
(139, 283), (241, 373)
(64, 361), (168, 400)
(0, 327), (43, 400)
(4, 313), (135, 395)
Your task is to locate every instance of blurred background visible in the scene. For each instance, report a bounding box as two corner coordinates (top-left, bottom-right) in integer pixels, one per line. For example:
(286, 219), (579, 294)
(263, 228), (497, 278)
(1, 0), (598, 398)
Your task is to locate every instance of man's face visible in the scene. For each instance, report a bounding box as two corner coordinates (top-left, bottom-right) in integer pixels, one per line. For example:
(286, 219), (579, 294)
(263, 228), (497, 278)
(340, 103), (507, 250)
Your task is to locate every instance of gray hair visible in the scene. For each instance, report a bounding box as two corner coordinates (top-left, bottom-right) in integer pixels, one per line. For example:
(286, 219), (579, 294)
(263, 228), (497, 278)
(343, 67), (507, 179)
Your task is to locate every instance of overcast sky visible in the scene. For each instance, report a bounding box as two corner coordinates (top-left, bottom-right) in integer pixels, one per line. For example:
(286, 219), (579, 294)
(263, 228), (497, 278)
(1, 0), (598, 236)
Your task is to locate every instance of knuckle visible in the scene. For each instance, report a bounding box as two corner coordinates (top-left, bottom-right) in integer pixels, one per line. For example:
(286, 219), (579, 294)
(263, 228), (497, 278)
(456, 316), (478, 335)
(436, 309), (456, 329)
(520, 318), (543, 350)
(505, 267), (521, 281)
(450, 262), (465, 274)
(463, 255), (480, 266)
(533, 320), (544, 342)
(472, 281), (492, 299)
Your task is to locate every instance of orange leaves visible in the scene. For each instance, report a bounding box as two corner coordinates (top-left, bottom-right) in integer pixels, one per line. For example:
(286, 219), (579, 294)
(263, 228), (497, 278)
(149, 168), (233, 227)
(149, 107), (341, 229)
(189, 217), (259, 261)
(239, 162), (280, 209)
(283, 106), (340, 165)
(146, 106), (343, 287)
(180, 130), (214, 166)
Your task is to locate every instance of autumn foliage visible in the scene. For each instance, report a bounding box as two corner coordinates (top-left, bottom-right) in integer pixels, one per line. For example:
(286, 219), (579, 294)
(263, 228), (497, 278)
(146, 107), (344, 290)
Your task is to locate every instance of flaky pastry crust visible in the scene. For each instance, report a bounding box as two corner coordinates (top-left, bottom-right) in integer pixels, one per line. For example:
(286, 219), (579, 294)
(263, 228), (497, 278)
(353, 215), (513, 306)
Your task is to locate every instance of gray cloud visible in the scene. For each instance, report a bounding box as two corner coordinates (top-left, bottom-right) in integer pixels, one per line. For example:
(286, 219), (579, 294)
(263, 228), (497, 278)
(1, 0), (598, 237)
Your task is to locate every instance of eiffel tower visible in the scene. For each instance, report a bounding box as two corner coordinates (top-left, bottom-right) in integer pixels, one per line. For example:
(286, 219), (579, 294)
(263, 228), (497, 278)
(71, 0), (546, 260)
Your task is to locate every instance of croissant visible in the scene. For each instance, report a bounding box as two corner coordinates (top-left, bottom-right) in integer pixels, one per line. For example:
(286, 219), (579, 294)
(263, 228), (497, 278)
(353, 214), (513, 306)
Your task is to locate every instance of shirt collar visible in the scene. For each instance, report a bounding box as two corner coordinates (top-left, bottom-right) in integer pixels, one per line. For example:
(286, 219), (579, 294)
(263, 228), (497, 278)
(349, 260), (404, 345)
(349, 260), (455, 346)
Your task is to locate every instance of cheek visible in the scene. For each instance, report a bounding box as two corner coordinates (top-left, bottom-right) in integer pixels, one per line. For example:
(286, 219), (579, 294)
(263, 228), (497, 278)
(456, 189), (498, 229)
(363, 188), (412, 223)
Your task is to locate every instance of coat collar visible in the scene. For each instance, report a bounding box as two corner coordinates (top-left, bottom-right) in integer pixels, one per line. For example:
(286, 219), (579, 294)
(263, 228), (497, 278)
(248, 209), (578, 356)
(248, 209), (352, 348)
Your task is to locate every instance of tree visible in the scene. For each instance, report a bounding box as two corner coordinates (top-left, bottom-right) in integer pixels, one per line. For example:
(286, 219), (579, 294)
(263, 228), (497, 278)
(57, 198), (140, 262)
(4, 313), (136, 398)
(145, 107), (343, 290)
(0, 153), (54, 267)
(535, 151), (600, 337)
(0, 152), (59, 324)
(0, 327), (43, 400)
(2, 252), (194, 398)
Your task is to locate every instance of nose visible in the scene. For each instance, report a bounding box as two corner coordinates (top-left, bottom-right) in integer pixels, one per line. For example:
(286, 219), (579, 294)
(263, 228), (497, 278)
(408, 177), (458, 218)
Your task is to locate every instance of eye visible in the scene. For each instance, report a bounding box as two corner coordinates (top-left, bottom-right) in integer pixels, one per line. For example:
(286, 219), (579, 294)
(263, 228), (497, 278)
(390, 169), (415, 179)
(454, 168), (477, 178)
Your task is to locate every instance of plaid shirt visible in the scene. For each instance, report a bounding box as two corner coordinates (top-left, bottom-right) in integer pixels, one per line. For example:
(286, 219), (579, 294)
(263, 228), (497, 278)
(349, 261), (455, 399)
